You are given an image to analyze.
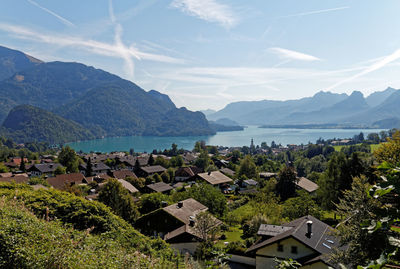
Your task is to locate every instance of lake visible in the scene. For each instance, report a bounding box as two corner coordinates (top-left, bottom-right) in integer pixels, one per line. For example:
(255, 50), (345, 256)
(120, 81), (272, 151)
(67, 126), (385, 153)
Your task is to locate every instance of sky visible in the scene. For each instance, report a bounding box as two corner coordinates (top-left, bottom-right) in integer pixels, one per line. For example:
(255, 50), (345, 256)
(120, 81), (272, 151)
(1, 1), (400, 111)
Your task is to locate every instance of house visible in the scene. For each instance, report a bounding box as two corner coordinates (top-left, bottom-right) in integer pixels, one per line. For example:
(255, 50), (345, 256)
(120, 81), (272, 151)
(246, 215), (343, 268)
(10, 157), (28, 165)
(175, 166), (201, 182)
(117, 179), (139, 193)
(28, 163), (63, 177)
(259, 172), (277, 179)
(135, 198), (221, 254)
(0, 175), (29, 184)
(296, 177), (319, 194)
(146, 182), (173, 194)
(110, 169), (138, 180)
(137, 165), (166, 177)
(47, 173), (87, 190)
(195, 171), (233, 189)
(86, 173), (111, 183)
(79, 162), (110, 176)
(220, 167), (235, 177)
(243, 179), (258, 188)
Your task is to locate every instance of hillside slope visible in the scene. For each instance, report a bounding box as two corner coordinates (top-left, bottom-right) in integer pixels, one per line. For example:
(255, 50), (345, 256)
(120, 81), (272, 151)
(1, 105), (95, 144)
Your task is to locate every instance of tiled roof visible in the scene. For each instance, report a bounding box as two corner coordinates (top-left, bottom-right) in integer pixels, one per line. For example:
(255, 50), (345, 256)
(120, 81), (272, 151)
(30, 163), (63, 173)
(117, 179), (139, 193)
(197, 171), (232, 185)
(163, 198), (208, 224)
(141, 165), (166, 174)
(146, 182), (173, 193)
(111, 169), (137, 179)
(296, 177), (319, 193)
(47, 173), (86, 189)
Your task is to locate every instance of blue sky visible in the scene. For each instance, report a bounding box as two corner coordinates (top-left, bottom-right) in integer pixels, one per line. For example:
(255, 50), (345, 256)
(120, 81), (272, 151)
(1, 0), (400, 111)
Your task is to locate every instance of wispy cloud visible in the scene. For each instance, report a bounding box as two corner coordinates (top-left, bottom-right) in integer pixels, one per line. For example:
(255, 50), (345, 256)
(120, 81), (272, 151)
(326, 48), (400, 91)
(269, 47), (321, 62)
(0, 22), (184, 79)
(170, 0), (237, 28)
(26, 0), (75, 27)
(281, 6), (350, 18)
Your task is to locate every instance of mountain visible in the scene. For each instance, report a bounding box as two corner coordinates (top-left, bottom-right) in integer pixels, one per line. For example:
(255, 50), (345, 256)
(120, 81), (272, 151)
(208, 91), (348, 125)
(214, 118), (241, 126)
(56, 82), (213, 137)
(0, 46), (214, 139)
(284, 91), (370, 124)
(366, 87), (398, 107)
(147, 90), (176, 111)
(200, 109), (216, 116)
(0, 45), (42, 81)
(1, 105), (95, 144)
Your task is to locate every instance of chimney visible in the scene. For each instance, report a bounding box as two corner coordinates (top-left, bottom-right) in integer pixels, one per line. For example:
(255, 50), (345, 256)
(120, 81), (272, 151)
(177, 201), (183, 208)
(161, 201), (168, 207)
(306, 220), (313, 237)
(189, 216), (195, 227)
(208, 171), (211, 175)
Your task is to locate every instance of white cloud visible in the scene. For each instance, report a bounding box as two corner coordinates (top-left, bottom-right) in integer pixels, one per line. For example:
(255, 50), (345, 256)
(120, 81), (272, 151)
(26, 0), (75, 27)
(326, 48), (400, 91)
(0, 22), (185, 79)
(269, 47), (321, 62)
(170, 0), (237, 28)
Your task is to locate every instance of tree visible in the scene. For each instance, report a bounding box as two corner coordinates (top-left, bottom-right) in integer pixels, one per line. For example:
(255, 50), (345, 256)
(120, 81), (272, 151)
(374, 130), (400, 165)
(148, 154), (154, 166)
(170, 155), (183, 167)
(194, 211), (221, 241)
(54, 166), (66, 175)
(58, 146), (79, 173)
(331, 177), (386, 266)
(282, 191), (322, 220)
(276, 166), (297, 201)
(19, 155), (26, 172)
(86, 157), (93, 177)
(172, 184), (227, 217)
(238, 155), (257, 179)
(98, 178), (139, 224)
(125, 176), (145, 190)
(194, 150), (210, 171)
(139, 193), (170, 214)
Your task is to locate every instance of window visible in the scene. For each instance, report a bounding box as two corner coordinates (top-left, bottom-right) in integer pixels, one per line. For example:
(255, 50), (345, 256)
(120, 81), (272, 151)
(291, 246), (298, 254)
(277, 244), (283, 252)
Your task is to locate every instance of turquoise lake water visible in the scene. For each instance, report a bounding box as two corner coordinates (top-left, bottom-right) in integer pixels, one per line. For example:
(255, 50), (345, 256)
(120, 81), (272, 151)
(67, 126), (384, 153)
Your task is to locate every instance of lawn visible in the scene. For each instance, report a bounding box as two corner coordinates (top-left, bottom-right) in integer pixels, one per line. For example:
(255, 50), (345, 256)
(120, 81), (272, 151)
(333, 143), (381, 153)
(216, 225), (243, 248)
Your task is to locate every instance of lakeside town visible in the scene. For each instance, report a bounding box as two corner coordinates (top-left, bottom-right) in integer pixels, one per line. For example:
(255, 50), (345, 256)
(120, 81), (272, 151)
(1, 128), (399, 268)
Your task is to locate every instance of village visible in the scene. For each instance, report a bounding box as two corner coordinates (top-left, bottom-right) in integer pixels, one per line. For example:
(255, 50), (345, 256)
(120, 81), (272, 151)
(1, 130), (393, 269)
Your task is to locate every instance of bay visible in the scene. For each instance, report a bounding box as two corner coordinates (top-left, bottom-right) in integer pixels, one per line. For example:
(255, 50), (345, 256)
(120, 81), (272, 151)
(67, 126), (385, 153)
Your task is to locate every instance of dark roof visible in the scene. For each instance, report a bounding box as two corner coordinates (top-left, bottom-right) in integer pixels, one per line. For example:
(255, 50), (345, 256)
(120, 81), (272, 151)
(220, 167), (235, 177)
(164, 224), (201, 242)
(141, 165), (166, 174)
(197, 171), (233, 185)
(175, 167), (195, 177)
(163, 198), (208, 224)
(47, 173), (86, 189)
(247, 215), (342, 259)
(257, 224), (292, 237)
(243, 179), (258, 186)
(146, 182), (173, 193)
(80, 162), (110, 172)
(111, 169), (137, 179)
(296, 177), (319, 193)
(117, 179), (139, 193)
(29, 163), (63, 173)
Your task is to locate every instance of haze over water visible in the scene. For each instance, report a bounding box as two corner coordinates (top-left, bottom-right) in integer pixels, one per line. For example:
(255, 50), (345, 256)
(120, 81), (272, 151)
(67, 126), (384, 153)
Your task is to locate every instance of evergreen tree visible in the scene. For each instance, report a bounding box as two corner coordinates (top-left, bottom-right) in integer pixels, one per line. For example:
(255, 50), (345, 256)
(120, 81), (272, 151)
(276, 166), (297, 201)
(86, 157), (93, 177)
(19, 155), (26, 172)
(148, 154), (154, 166)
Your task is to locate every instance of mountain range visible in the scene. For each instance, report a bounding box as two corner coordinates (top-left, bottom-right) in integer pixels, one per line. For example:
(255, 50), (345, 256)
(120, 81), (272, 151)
(0, 46), (215, 143)
(207, 88), (400, 128)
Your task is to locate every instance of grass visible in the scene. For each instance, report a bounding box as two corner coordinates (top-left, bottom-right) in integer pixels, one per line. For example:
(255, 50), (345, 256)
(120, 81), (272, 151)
(333, 143), (381, 153)
(216, 225), (243, 248)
